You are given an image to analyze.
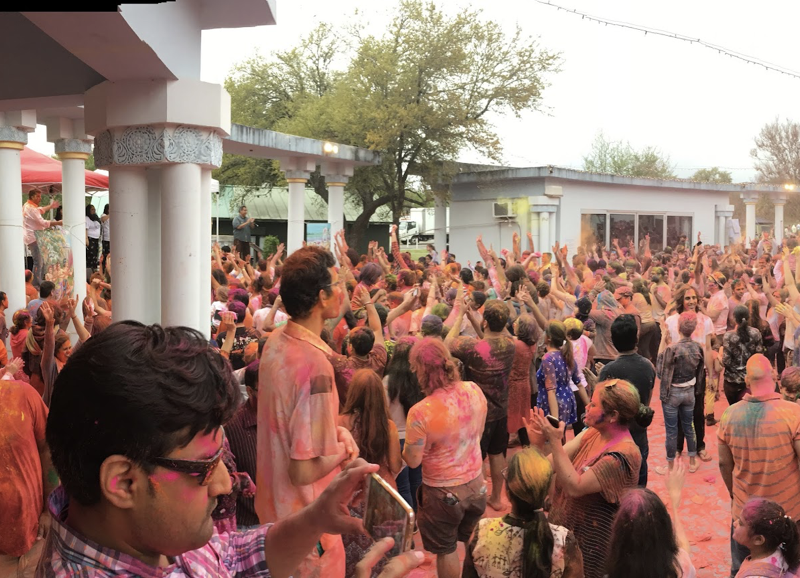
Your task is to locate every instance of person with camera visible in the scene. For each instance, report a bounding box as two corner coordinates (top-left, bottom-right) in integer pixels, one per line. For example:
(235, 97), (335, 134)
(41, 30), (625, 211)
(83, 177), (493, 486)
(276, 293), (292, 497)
(525, 379), (646, 578)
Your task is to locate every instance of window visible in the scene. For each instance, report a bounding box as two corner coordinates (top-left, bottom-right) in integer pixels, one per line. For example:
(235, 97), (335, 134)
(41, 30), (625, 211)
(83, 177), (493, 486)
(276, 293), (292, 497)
(610, 214), (635, 249)
(667, 216), (692, 249)
(581, 214), (606, 248)
(638, 214), (665, 252)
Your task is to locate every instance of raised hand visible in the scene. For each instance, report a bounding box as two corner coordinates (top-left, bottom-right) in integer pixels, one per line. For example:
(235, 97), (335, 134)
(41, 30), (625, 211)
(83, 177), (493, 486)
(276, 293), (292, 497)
(221, 310), (236, 332)
(40, 302), (55, 325)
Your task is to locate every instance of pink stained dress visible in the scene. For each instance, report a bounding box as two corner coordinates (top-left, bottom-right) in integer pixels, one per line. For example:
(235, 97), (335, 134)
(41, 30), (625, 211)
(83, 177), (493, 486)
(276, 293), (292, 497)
(507, 340), (536, 433)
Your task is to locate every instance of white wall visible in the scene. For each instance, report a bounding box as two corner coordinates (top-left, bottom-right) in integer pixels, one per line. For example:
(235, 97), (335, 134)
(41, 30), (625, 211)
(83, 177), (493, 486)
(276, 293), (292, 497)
(450, 177), (729, 264)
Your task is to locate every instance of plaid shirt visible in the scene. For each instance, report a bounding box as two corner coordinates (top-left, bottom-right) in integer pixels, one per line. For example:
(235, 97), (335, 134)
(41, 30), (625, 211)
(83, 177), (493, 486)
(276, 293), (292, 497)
(36, 486), (272, 577)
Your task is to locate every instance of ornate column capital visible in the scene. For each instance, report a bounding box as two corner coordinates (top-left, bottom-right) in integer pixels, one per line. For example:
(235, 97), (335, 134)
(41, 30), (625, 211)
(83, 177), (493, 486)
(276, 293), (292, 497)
(55, 138), (93, 160)
(741, 191), (760, 205)
(284, 170), (312, 183)
(93, 125), (224, 169)
(0, 126), (28, 150)
(324, 175), (349, 187)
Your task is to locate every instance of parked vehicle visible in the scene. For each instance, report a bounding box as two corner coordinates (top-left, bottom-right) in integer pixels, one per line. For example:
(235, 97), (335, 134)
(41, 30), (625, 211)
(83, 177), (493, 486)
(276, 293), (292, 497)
(398, 207), (449, 244)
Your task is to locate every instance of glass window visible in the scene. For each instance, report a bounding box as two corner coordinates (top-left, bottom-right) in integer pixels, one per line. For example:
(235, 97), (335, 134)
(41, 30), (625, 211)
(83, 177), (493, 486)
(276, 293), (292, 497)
(610, 214), (635, 253)
(581, 214), (606, 249)
(638, 214), (665, 252)
(667, 216), (692, 250)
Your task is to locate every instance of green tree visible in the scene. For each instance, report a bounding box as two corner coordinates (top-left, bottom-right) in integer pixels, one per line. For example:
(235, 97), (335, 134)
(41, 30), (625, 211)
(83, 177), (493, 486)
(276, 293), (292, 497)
(222, 2), (561, 245)
(85, 154), (96, 171)
(583, 132), (676, 179)
(691, 167), (732, 183)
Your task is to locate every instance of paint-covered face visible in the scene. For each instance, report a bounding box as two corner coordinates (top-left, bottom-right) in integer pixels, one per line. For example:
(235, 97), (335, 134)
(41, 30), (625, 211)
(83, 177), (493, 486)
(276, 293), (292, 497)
(683, 289), (698, 312)
(322, 266), (344, 319)
(136, 428), (230, 557)
(734, 284), (746, 300)
(55, 339), (72, 364)
(584, 387), (607, 428)
(732, 513), (760, 550)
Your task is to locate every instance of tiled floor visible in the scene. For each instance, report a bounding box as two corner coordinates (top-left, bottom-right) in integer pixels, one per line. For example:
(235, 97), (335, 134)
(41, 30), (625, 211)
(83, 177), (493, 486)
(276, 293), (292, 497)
(410, 385), (734, 577)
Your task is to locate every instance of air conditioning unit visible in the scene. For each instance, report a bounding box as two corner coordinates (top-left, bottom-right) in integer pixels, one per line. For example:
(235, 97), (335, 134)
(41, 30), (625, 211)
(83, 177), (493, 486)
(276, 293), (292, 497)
(493, 201), (516, 219)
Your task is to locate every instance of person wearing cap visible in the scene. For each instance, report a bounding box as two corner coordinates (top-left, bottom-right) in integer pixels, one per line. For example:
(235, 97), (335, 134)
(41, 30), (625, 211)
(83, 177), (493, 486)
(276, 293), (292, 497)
(614, 286), (641, 336)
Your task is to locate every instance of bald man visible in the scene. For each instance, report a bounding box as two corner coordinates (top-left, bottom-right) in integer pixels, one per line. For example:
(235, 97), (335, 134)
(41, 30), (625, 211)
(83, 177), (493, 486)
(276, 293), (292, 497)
(718, 354), (800, 577)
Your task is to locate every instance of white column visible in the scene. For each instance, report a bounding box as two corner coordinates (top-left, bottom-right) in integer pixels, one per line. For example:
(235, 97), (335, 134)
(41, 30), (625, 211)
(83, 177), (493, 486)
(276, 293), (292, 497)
(286, 172), (308, 255)
(146, 168), (162, 325)
(327, 180), (346, 236)
(0, 143), (26, 323)
(199, 169), (212, 339)
(718, 215), (726, 246)
(549, 210), (558, 250)
(109, 166), (149, 322)
(434, 194), (447, 252)
(57, 146), (90, 330)
(161, 163), (202, 329)
(745, 202), (757, 242)
(529, 212), (540, 255)
(539, 212), (550, 256)
(774, 195), (787, 242)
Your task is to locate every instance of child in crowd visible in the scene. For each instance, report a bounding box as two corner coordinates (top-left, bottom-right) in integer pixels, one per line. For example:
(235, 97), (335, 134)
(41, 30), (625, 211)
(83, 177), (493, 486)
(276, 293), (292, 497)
(733, 498), (800, 578)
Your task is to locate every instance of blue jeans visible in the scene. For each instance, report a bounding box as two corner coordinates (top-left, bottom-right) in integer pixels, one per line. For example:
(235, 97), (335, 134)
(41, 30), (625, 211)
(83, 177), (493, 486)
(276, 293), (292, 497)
(396, 439), (422, 511)
(27, 242), (43, 288)
(731, 519), (750, 577)
(663, 386), (697, 460)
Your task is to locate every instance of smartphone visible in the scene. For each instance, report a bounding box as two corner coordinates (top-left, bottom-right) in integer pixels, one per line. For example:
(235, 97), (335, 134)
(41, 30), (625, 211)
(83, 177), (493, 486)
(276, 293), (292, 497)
(411, 288), (419, 297)
(364, 473), (415, 558)
(546, 414), (560, 428)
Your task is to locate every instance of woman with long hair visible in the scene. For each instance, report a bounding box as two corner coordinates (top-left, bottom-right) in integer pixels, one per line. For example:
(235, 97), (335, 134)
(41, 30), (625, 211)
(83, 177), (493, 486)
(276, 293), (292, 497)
(606, 459), (696, 578)
(536, 321), (590, 430)
(664, 284), (715, 462)
(723, 305), (764, 405)
(463, 448), (584, 578)
(746, 298), (775, 353)
(527, 380), (646, 578)
(85, 204), (102, 272)
(734, 498), (800, 577)
(338, 368), (403, 578)
(509, 314), (542, 447)
(383, 336), (424, 510)
(9, 309), (31, 360)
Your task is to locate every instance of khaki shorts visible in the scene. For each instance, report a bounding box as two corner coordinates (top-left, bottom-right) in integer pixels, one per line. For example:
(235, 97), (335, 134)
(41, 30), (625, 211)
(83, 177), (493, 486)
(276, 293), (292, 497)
(416, 474), (487, 554)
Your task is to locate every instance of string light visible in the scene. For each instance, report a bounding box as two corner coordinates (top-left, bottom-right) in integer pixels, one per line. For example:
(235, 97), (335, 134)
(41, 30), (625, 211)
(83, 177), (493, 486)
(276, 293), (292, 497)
(535, 0), (800, 81)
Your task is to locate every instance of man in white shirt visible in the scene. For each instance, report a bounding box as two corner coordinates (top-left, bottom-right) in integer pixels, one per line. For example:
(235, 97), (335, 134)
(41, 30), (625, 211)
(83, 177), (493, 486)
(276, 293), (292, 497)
(22, 189), (60, 288)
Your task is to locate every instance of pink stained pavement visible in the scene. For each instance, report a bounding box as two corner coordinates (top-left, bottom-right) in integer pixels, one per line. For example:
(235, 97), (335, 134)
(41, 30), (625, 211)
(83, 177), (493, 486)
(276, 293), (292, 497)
(409, 383), (735, 578)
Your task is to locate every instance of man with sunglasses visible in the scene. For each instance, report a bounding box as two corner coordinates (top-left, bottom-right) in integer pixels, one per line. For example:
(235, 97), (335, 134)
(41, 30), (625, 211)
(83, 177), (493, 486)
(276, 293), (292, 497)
(41, 322), (419, 578)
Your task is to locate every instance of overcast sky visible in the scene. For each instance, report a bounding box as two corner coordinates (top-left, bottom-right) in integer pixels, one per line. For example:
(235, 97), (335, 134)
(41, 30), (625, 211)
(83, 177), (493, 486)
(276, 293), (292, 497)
(30, 0), (800, 183)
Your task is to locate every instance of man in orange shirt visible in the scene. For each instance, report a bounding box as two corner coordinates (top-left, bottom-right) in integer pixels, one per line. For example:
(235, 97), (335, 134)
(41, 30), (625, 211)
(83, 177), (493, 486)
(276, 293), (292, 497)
(718, 354), (800, 577)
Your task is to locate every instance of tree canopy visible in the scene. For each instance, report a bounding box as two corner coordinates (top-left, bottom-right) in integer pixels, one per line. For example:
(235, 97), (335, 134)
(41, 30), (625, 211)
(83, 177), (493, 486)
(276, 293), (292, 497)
(751, 117), (800, 185)
(691, 167), (732, 183)
(582, 132), (676, 179)
(217, 0), (561, 245)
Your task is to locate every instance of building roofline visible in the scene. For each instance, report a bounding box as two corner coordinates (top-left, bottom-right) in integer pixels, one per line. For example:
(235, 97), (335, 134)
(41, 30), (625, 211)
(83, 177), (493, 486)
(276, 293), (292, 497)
(451, 165), (784, 194)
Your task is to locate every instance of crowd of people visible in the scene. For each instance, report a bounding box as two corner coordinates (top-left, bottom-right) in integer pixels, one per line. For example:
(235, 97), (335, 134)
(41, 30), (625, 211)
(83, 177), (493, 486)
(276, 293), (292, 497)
(4, 207), (800, 578)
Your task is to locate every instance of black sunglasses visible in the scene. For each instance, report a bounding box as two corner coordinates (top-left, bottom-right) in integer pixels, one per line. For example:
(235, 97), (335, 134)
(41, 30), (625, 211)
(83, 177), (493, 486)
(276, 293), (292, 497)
(149, 429), (226, 486)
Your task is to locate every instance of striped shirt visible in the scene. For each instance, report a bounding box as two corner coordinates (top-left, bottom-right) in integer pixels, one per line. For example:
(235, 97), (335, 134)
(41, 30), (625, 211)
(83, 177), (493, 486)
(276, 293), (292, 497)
(718, 393), (800, 520)
(36, 486), (272, 577)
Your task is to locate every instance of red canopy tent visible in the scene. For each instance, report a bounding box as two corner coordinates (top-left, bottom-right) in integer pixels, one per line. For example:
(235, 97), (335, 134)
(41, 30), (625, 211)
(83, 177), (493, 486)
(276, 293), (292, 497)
(20, 146), (109, 192)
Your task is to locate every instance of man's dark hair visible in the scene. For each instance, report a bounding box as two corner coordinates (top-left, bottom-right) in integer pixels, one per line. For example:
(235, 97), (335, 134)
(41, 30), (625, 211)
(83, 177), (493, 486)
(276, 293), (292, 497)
(0, 291), (6, 304)
(280, 246), (336, 319)
(212, 268), (227, 287)
(397, 270), (415, 288)
(239, 205), (247, 212)
(244, 360), (259, 390)
(350, 327), (375, 356)
(374, 303), (389, 328)
(483, 300), (510, 332)
(221, 245), (232, 254)
(47, 322), (240, 506)
(610, 314), (638, 352)
(474, 266), (488, 278)
(471, 291), (487, 308)
(39, 281), (55, 299)
(460, 268), (474, 284)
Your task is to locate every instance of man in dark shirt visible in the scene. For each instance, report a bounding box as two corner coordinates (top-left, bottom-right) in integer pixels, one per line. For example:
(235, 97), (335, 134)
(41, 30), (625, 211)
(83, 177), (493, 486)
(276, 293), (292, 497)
(446, 297), (516, 511)
(226, 361), (259, 528)
(599, 314), (655, 486)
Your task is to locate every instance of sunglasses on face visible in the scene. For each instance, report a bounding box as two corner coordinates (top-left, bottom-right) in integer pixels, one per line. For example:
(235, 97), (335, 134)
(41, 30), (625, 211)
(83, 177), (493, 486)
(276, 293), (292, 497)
(149, 430), (226, 486)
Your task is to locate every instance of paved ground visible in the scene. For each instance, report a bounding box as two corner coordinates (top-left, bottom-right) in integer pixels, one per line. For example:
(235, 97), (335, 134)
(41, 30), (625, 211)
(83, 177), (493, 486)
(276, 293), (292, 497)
(409, 385), (734, 577)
